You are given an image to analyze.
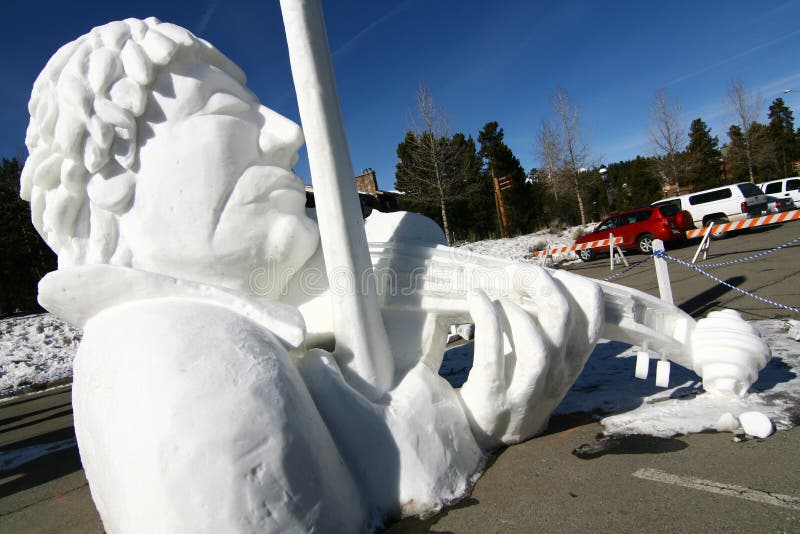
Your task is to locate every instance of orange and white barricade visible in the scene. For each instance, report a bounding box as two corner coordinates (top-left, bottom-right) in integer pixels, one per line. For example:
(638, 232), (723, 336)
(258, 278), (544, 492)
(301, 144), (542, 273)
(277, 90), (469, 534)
(687, 209), (800, 262)
(532, 235), (624, 259)
(686, 209), (800, 240)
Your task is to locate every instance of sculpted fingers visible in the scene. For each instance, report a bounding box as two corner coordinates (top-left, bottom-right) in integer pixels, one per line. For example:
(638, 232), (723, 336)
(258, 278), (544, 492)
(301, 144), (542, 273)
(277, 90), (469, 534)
(510, 265), (569, 351)
(495, 298), (558, 444)
(461, 289), (505, 399)
(497, 298), (548, 403)
(550, 270), (604, 362)
(458, 289), (508, 450)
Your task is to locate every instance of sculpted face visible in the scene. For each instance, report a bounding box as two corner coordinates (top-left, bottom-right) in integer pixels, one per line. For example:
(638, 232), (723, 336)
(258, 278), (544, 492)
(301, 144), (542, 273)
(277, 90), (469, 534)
(120, 49), (319, 295)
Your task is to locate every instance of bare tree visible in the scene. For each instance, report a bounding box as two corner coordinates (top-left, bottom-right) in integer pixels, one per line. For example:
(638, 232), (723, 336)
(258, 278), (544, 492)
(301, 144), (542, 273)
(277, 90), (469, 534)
(395, 85), (478, 245)
(648, 89), (685, 189)
(728, 78), (762, 183)
(551, 87), (590, 225)
(536, 119), (566, 215)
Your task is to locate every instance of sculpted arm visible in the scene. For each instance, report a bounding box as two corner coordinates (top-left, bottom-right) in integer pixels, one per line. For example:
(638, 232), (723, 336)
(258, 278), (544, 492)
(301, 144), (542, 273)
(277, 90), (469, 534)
(72, 296), (366, 533)
(365, 235), (769, 449)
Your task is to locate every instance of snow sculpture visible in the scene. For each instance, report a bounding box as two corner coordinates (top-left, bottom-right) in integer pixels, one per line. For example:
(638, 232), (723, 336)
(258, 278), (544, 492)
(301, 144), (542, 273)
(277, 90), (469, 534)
(21, 9), (770, 534)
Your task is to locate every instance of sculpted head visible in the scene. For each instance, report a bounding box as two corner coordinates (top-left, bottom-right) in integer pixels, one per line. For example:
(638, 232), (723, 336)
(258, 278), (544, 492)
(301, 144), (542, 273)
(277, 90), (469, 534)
(22, 17), (319, 294)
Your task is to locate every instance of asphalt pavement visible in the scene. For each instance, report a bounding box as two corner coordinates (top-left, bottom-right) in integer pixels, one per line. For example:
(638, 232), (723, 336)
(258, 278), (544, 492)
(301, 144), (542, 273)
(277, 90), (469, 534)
(1, 219), (799, 533)
(0, 385), (102, 533)
(563, 220), (800, 321)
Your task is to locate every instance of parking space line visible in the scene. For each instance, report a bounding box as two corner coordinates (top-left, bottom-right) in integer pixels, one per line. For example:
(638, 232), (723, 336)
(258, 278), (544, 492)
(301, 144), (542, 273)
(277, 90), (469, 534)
(633, 468), (800, 510)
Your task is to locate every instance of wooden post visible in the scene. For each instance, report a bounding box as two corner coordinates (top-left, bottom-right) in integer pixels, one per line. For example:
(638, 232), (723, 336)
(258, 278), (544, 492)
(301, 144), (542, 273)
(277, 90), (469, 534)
(492, 174), (502, 237)
(492, 166), (510, 238)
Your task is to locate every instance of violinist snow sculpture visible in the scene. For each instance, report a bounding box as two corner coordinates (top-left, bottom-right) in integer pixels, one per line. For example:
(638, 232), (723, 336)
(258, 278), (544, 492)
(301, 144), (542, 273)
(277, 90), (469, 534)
(21, 5), (769, 533)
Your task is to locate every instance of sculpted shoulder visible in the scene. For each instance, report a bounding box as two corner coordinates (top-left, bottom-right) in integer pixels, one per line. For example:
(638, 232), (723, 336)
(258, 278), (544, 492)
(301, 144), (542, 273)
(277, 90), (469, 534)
(38, 264), (307, 351)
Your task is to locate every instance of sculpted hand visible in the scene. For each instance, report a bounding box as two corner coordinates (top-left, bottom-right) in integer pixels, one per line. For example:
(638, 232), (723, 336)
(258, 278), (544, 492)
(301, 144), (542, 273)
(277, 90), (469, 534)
(457, 267), (604, 449)
(294, 262), (605, 518)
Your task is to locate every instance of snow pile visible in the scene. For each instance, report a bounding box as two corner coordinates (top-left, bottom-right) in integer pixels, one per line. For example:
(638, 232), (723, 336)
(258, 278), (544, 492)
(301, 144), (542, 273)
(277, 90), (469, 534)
(787, 319), (800, 340)
(457, 223), (595, 265)
(0, 313), (81, 394)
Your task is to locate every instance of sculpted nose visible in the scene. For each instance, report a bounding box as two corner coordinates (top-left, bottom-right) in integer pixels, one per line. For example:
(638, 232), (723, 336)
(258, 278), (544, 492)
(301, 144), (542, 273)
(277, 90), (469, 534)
(258, 105), (305, 170)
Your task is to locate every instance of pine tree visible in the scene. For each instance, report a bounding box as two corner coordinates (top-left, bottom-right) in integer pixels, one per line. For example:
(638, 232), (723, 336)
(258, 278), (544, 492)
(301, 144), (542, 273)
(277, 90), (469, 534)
(604, 157), (662, 212)
(627, 157), (662, 207)
(686, 119), (722, 190)
(767, 98), (798, 177)
(726, 124), (748, 182)
(0, 157), (57, 315)
(477, 121), (540, 235)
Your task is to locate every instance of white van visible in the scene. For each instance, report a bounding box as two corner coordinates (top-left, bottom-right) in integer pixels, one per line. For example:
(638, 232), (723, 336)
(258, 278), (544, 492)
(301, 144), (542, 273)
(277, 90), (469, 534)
(759, 177), (800, 209)
(651, 182), (767, 229)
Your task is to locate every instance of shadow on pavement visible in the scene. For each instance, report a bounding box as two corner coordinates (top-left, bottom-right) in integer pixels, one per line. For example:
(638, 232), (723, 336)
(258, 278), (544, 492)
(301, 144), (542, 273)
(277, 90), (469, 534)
(571, 434), (688, 460)
(751, 357), (797, 392)
(0, 384), (72, 407)
(678, 275), (745, 317)
(0, 403), (72, 427)
(0, 426), (82, 499)
(382, 496), (480, 534)
(0, 409), (74, 437)
(700, 241), (799, 260)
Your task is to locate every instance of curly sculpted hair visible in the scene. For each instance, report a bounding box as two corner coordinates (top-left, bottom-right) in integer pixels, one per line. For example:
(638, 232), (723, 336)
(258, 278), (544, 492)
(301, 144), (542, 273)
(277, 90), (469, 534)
(21, 17), (245, 266)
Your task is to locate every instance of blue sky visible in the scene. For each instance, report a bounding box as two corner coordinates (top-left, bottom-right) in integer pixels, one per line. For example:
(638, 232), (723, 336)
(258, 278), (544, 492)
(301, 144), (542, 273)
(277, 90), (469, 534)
(2, 0), (799, 191)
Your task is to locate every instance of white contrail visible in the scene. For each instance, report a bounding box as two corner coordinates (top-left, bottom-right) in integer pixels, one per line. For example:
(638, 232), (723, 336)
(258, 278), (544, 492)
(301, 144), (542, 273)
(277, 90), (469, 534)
(666, 29), (800, 87)
(195, 1), (219, 36)
(333, 0), (415, 57)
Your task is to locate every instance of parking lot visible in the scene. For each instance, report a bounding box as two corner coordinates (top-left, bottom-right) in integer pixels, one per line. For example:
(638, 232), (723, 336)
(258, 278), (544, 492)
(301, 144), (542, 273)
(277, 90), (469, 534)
(1, 220), (799, 533)
(565, 219), (800, 321)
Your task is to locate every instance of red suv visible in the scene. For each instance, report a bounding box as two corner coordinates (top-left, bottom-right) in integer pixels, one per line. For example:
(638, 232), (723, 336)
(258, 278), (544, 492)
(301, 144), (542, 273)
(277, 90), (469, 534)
(574, 205), (687, 261)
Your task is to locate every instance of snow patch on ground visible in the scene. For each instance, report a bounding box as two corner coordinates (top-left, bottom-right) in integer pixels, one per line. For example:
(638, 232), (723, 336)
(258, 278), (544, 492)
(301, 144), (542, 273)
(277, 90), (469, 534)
(456, 223), (596, 265)
(0, 314), (81, 394)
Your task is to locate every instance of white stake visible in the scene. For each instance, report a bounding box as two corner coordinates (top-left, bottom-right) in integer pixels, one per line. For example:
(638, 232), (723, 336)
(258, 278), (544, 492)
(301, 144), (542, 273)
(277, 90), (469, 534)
(609, 233), (615, 271)
(609, 233), (628, 270)
(692, 224), (713, 263)
(655, 359), (671, 388)
(652, 239), (673, 304)
(280, 0), (393, 400)
(635, 350), (650, 379)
